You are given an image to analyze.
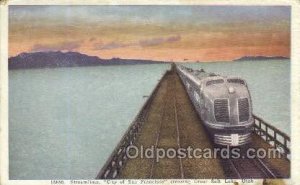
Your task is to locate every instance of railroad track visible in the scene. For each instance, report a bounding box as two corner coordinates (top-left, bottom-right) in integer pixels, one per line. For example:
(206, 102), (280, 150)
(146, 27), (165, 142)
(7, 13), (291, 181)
(149, 73), (185, 178)
(149, 96), (167, 178)
(174, 79), (185, 179)
(230, 158), (276, 178)
(221, 152), (279, 179)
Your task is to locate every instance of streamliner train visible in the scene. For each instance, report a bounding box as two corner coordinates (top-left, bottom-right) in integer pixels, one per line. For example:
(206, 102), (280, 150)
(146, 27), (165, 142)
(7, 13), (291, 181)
(176, 65), (254, 146)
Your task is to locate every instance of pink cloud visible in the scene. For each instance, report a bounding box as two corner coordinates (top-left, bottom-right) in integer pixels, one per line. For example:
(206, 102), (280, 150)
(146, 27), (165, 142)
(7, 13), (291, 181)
(93, 35), (181, 50)
(139, 35), (181, 47)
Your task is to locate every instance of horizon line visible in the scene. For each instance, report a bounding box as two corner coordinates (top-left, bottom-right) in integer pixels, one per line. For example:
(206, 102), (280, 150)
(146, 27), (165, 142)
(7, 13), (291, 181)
(9, 50), (291, 63)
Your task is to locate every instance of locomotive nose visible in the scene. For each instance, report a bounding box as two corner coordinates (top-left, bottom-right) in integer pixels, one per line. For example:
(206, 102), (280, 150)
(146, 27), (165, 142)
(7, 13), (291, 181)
(228, 86), (235, 94)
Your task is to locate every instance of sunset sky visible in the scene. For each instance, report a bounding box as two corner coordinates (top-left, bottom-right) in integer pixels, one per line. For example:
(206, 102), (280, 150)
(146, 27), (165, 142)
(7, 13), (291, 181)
(9, 5), (290, 62)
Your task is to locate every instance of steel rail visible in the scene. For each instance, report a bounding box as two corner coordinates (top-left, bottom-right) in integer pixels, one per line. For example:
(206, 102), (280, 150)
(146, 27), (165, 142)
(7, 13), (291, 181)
(227, 157), (277, 179)
(254, 158), (277, 178)
(149, 94), (168, 178)
(227, 159), (242, 179)
(174, 80), (185, 179)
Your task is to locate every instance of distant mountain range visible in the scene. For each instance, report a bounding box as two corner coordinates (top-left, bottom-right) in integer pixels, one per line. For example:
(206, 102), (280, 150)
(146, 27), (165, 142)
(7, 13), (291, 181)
(8, 51), (166, 70)
(9, 52), (290, 70)
(233, 56), (290, 61)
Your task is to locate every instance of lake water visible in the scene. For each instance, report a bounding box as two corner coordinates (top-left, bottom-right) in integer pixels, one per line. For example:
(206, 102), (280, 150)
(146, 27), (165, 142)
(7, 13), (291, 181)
(9, 60), (290, 179)
(9, 64), (169, 179)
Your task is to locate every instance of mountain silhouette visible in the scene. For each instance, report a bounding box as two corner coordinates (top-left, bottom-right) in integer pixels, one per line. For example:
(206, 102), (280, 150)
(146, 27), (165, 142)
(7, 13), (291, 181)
(9, 51), (165, 69)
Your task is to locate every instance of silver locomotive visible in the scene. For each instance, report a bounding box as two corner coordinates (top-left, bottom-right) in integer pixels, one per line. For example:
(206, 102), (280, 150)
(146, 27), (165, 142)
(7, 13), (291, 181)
(176, 65), (254, 146)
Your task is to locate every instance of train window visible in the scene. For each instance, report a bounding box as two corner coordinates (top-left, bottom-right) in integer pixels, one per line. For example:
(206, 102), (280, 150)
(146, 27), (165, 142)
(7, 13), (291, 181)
(206, 79), (224, 86)
(227, 78), (245, 85)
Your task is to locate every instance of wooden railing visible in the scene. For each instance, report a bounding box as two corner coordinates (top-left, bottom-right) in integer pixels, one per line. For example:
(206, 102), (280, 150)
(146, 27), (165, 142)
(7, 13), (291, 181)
(96, 70), (169, 179)
(253, 115), (290, 159)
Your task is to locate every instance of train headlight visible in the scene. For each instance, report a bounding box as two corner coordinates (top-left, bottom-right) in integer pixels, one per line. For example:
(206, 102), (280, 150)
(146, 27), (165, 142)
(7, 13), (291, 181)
(228, 86), (235, 94)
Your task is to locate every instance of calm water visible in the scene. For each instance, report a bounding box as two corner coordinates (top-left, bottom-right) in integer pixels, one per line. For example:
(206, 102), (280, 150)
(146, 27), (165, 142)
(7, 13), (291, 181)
(9, 64), (169, 179)
(9, 60), (290, 179)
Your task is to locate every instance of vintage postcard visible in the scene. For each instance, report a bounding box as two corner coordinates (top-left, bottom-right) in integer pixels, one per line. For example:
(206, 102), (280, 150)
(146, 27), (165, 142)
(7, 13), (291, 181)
(1, 0), (300, 185)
